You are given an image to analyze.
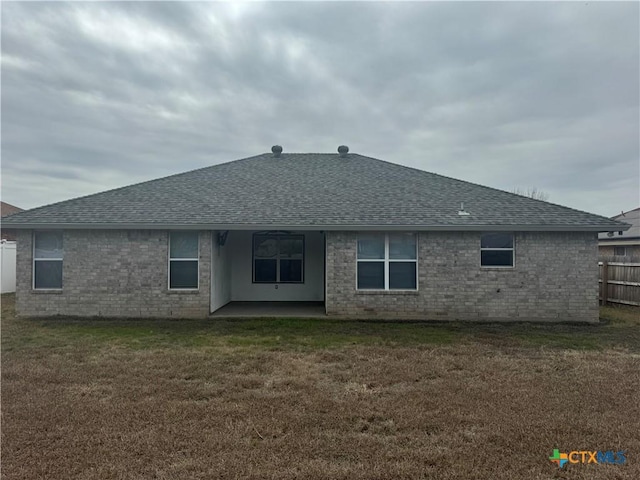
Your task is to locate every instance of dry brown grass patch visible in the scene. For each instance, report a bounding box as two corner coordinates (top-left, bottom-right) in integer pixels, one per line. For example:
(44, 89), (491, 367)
(2, 294), (639, 479)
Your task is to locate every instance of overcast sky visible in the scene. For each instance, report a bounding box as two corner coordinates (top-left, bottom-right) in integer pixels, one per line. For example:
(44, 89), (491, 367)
(2, 1), (638, 217)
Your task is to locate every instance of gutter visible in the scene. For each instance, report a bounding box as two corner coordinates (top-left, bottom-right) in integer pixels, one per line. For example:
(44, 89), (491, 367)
(0, 222), (631, 233)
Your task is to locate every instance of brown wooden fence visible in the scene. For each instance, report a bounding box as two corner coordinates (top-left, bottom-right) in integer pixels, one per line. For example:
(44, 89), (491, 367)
(599, 259), (640, 306)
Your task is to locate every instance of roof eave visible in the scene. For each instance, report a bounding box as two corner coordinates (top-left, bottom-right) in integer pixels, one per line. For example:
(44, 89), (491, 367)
(598, 236), (640, 242)
(1, 222), (630, 232)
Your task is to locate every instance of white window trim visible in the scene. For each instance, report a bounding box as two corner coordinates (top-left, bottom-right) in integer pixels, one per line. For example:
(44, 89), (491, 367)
(480, 233), (515, 269)
(356, 233), (418, 291)
(614, 246), (627, 256)
(168, 232), (200, 291)
(33, 231), (63, 290)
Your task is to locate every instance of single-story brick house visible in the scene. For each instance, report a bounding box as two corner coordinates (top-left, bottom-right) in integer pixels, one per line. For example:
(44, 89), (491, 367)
(3, 146), (630, 322)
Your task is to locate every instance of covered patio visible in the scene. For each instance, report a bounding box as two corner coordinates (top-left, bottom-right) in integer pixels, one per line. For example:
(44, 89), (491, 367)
(210, 230), (326, 313)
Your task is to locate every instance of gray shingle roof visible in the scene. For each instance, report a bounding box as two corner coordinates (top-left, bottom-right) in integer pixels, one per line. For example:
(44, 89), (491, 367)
(2, 152), (629, 232)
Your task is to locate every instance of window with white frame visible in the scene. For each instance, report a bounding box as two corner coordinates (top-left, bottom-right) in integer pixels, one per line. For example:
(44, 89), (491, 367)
(614, 246), (627, 256)
(169, 231), (199, 289)
(33, 231), (63, 289)
(357, 233), (417, 290)
(480, 233), (514, 267)
(253, 234), (304, 283)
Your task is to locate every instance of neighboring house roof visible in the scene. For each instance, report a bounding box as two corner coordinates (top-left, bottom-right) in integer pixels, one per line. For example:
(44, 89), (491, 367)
(1, 201), (24, 241)
(2, 151), (630, 232)
(1, 201), (24, 217)
(598, 207), (640, 244)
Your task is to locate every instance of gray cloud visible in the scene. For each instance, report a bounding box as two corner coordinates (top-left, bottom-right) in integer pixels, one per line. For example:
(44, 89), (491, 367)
(1, 1), (638, 217)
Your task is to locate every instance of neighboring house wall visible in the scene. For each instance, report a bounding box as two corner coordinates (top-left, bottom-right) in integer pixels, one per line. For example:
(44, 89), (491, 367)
(598, 208), (639, 259)
(16, 230), (211, 318)
(325, 231), (599, 323)
(228, 230), (325, 302)
(599, 245), (640, 259)
(1, 229), (18, 242)
(1, 241), (17, 293)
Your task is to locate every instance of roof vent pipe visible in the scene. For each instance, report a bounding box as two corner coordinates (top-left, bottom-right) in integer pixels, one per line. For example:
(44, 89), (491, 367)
(271, 145), (283, 157)
(338, 145), (349, 157)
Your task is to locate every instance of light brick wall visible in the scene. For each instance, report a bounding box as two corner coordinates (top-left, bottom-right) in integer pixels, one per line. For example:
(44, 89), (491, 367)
(15, 229), (599, 322)
(325, 231), (599, 323)
(16, 230), (211, 318)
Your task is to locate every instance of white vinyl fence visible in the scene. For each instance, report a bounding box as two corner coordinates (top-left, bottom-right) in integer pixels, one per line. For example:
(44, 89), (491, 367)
(1, 240), (17, 293)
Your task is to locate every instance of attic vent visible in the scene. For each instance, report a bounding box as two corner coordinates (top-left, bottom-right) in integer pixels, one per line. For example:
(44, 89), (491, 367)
(271, 145), (283, 157)
(338, 145), (349, 157)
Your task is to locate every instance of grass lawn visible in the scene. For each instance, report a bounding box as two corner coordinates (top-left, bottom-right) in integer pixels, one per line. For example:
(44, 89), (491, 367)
(2, 294), (639, 479)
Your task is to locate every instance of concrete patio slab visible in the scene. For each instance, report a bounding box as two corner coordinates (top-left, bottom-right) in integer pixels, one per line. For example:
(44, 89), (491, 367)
(211, 301), (326, 318)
